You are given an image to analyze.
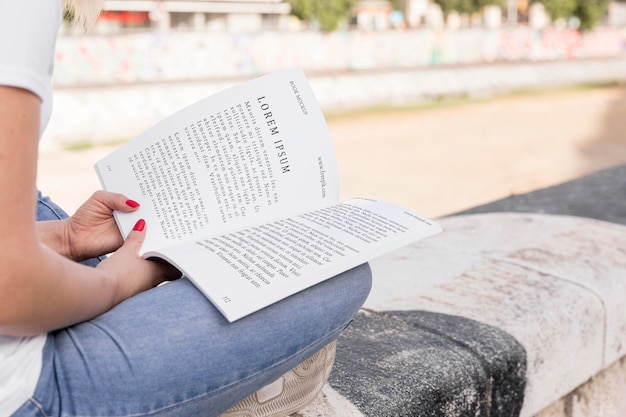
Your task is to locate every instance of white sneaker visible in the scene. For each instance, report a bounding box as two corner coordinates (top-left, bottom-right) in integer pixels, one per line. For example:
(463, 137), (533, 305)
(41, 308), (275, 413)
(220, 341), (337, 417)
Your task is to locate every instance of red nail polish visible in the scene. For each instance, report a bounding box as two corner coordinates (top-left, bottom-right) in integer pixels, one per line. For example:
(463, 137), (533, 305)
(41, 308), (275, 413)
(133, 219), (146, 232)
(126, 199), (140, 208)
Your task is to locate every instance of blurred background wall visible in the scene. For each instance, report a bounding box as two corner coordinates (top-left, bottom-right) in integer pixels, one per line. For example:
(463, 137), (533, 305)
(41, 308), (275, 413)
(55, 0), (626, 85)
(44, 0), (626, 149)
(53, 27), (625, 86)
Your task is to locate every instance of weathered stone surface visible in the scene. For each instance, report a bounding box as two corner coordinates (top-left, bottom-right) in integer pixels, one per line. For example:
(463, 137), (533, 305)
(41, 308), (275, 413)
(387, 310), (526, 417)
(434, 213), (626, 367)
(329, 312), (489, 417)
(327, 310), (525, 417)
(365, 213), (626, 416)
(534, 356), (626, 417)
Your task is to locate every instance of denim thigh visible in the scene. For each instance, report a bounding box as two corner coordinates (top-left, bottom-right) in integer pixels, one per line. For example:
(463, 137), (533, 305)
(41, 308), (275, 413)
(15, 264), (371, 417)
(19, 192), (372, 417)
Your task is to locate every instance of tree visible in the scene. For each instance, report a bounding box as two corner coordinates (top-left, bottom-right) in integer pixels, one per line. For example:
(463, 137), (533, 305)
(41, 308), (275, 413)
(574, 0), (610, 30)
(434, 0), (478, 16)
(475, 0), (506, 9)
(434, 0), (505, 17)
(531, 0), (610, 30)
(533, 0), (577, 20)
(288, 0), (356, 32)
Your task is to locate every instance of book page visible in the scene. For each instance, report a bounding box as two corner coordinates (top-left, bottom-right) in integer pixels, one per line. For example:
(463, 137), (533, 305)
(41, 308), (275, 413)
(95, 69), (339, 254)
(145, 199), (442, 322)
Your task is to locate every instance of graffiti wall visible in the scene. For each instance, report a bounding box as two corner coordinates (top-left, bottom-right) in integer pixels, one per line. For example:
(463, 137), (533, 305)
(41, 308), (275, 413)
(54, 27), (626, 87)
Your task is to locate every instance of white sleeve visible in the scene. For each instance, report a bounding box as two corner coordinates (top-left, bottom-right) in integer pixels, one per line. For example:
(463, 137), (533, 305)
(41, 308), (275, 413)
(0, 0), (62, 101)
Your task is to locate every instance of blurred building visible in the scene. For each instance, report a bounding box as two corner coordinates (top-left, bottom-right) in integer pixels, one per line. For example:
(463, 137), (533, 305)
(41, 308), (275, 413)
(95, 0), (292, 32)
(609, 0), (626, 26)
(353, 1), (394, 30)
(81, 0), (626, 34)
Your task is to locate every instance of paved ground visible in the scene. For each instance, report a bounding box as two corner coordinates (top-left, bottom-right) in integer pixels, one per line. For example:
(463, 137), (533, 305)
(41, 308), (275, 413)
(37, 84), (626, 218)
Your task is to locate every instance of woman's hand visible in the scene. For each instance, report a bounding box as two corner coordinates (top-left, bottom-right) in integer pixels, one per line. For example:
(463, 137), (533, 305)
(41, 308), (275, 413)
(96, 218), (181, 305)
(1, 217), (181, 336)
(66, 190), (142, 261)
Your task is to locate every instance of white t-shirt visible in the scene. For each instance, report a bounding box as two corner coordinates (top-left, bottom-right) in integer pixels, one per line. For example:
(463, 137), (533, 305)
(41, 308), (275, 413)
(0, 1), (62, 415)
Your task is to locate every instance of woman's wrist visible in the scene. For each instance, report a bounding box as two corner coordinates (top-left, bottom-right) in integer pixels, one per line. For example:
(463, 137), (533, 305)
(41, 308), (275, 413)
(36, 218), (74, 260)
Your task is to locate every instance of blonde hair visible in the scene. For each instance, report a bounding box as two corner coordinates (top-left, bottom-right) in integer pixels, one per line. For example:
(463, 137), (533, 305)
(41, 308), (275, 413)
(62, 0), (104, 29)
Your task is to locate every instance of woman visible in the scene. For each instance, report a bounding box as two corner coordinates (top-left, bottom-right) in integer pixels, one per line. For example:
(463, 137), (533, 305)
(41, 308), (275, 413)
(0, 1), (372, 416)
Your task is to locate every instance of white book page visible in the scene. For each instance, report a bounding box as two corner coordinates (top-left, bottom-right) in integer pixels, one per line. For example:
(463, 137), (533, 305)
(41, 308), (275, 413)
(95, 68), (339, 254)
(146, 199), (442, 322)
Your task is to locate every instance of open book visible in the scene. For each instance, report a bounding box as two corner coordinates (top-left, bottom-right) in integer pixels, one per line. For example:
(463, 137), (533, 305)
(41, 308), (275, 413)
(95, 68), (442, 322)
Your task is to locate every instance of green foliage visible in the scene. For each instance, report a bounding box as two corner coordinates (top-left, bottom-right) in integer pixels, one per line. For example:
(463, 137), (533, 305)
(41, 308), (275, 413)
(287, 0), (356, 31)
(288, 0), (314, 21)
(434, 0), (505, 16)
(573, 0), (610, 30)
(531, 0), (609, 30)
(434, 0), (474, 15)
(475, 0), (506, 9)
(533, 0), (577, 19)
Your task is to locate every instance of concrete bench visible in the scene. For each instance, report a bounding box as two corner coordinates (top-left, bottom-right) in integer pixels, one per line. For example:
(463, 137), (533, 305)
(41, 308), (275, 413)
(297, 163), (626, 417)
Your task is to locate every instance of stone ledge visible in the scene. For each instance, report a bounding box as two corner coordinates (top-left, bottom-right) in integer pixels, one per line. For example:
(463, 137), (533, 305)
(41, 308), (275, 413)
(535, 356), (626, 417)
(365, 213), (626, 417)
(296, 164), (626, 417)
(330, 309), (526, 417)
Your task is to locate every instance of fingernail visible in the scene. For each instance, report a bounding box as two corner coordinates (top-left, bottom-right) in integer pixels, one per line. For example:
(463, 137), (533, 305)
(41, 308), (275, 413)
(126, 199), (140, 208)
(133, 219), (146, 232)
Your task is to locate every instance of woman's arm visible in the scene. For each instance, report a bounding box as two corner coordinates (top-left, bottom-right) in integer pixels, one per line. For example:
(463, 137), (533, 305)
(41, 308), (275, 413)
(36, 218), (72, 259)
(0, 86), (172, 336)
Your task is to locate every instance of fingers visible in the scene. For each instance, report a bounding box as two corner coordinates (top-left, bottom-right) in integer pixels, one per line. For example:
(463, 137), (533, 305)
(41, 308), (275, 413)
(91, 190), (141, 213)
(120, 219), (175, 289)
(97, 218), (162, 304)
(123, 219), (147, 252)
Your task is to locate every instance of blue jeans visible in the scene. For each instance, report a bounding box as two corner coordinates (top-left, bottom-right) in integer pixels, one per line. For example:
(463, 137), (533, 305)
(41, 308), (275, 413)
(13, 192), (372, 417)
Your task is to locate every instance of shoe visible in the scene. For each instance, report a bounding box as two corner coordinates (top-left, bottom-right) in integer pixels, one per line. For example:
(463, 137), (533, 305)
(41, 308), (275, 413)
(220, 341), (337, 417)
